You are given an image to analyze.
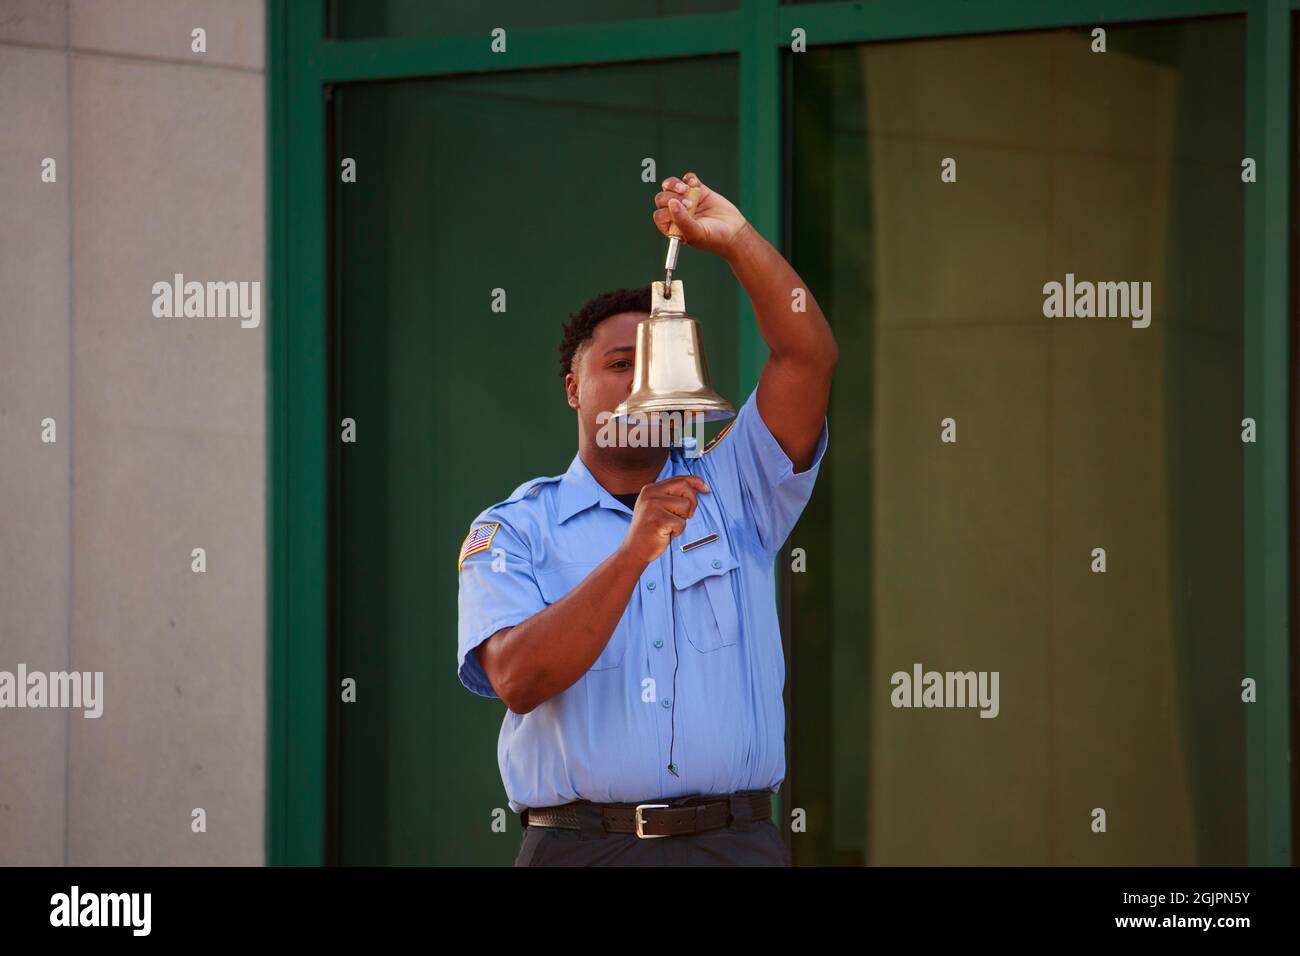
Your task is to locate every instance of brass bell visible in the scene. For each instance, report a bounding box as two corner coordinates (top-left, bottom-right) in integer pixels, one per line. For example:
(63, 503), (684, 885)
(611, 279), (736, 424)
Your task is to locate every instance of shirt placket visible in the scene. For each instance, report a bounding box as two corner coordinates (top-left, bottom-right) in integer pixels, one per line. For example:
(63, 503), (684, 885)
(641, 545), (680, 792)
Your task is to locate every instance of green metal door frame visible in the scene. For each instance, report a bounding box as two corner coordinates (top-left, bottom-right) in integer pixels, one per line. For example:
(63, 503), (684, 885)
(268, 0), (1293, 865)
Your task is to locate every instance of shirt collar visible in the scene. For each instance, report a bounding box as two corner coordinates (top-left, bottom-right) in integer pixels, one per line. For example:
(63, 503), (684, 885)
(556, 447), (679, 524)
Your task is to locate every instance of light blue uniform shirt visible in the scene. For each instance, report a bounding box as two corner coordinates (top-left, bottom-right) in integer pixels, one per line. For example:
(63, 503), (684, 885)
(456, 386), (828, 813)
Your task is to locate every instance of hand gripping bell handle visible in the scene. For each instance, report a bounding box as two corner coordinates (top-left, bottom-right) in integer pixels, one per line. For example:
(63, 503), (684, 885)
(667, 186), (701, 240)
(663, 186), (701, 289)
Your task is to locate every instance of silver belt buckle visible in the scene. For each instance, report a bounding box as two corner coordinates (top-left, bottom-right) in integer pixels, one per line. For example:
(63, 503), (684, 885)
(634, 803), (670, 839)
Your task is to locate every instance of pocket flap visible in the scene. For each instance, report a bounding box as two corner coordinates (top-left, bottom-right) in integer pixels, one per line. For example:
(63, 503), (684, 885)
(671, 538), (739, 589)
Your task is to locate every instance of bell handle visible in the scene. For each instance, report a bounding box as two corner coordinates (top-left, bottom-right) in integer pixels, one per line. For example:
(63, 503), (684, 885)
(667, 187), (702, 240)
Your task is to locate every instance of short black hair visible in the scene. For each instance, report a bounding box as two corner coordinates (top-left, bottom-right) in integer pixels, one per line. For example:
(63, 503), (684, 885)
(558, 286), (650, 380)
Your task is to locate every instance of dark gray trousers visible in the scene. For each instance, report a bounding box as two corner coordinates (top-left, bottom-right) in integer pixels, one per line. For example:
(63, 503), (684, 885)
(514, 797), (792, 867)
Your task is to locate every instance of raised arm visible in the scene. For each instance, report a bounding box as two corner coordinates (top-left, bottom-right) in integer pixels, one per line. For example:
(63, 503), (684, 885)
(653, 172), (838, 472)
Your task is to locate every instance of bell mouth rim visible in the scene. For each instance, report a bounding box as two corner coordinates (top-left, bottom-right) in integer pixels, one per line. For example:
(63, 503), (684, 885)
(609, 401), (736, 422)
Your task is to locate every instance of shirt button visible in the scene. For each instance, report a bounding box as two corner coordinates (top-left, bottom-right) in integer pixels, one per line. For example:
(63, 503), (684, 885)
(668, 763), (679, 774)
(647, 581), (657, 591)
(661, 698), (672, 708)
(653, 639), (664, 649)
(712, 558), (722, 569)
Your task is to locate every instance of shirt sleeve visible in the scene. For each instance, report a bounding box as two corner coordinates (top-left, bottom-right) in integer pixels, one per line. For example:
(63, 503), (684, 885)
(455, 514), (544, 699)
(695, 385), (829, 553)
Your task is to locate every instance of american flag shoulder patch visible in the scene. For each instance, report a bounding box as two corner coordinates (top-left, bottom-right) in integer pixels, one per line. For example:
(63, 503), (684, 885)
(458, 521), (501, 572)
(703, 418), (736, 454)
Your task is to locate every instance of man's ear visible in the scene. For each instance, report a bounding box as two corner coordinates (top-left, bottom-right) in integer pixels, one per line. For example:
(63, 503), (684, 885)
(564, 370), (579, 410)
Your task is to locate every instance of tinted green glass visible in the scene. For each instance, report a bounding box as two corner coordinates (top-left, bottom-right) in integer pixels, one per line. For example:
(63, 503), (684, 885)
(332, 59), (739, 865)
(787, 19), (1246, 866)
(332, 0), (735, 38)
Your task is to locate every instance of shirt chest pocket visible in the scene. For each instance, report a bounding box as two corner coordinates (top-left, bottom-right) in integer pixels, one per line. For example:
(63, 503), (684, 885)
(671, 540), (741, 653)
(534, 563), (628, 671)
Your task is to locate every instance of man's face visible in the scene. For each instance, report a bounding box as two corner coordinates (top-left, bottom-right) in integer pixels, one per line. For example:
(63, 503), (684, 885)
(566, 311), (660, 462)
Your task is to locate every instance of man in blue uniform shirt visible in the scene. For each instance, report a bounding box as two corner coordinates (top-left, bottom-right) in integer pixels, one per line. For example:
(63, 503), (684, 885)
(457, 172), (837, 866)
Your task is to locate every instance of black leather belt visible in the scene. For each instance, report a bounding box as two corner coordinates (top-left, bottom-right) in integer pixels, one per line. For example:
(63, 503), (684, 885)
(522, 791), (772, 839)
